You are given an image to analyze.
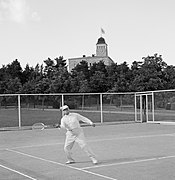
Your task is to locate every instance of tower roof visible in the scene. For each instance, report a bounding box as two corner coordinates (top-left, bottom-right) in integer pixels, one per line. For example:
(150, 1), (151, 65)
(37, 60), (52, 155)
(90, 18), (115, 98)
(97, 37), (106, 44)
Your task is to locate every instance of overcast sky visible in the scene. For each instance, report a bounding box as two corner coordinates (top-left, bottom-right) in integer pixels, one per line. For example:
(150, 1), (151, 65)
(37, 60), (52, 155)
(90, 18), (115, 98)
(0, 0), (175, 68)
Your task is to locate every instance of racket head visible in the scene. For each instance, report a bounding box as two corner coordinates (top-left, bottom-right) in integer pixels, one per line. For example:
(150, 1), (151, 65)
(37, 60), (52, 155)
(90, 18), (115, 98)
(32, 123), (46, 130)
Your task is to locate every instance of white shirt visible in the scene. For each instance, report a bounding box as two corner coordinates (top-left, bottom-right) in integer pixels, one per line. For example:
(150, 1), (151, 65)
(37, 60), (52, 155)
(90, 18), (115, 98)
(60, 113), (93, 131)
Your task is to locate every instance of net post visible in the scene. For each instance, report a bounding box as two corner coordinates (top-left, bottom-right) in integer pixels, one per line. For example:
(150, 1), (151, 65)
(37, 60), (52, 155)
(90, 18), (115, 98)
(146, 94), (148, 122)
(82, 94), (85, 110)
(61, 94), (64, 117)
(61, 94), (64, 106)
(18, 94), (21, 128)
(100, 93), (103, 123)
(152, 92), (155, 122)
(134, 93), (137, 122)
(140, 95), (143, 122)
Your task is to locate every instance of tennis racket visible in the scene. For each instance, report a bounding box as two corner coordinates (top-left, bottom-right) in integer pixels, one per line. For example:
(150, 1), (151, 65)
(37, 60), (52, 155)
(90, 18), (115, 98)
(32, 123), (60, 130)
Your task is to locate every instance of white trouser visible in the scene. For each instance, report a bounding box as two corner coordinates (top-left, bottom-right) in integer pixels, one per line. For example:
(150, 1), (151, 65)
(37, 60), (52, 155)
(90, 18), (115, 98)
(64, 128), (96, 161)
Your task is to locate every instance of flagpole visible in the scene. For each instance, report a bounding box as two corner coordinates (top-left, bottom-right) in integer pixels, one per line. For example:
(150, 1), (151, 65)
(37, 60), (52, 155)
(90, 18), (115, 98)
(100, 28), (105, 37)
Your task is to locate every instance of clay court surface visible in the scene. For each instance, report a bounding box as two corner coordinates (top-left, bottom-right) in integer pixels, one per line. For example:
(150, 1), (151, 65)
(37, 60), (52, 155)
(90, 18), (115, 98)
(0, 123), (175, 180)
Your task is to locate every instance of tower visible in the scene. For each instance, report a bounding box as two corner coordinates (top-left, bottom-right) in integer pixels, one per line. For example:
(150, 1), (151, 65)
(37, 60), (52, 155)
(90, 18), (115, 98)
(68, 36), (113, 72)
(96, 37), (108, 57)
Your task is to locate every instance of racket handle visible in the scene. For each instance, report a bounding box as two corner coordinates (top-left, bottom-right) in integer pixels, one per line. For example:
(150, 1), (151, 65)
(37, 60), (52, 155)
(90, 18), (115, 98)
(92, 123), (95, 127)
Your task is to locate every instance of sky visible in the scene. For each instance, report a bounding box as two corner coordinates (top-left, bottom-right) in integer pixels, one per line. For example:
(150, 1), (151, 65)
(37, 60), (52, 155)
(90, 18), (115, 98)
(0, 0), (175, 69)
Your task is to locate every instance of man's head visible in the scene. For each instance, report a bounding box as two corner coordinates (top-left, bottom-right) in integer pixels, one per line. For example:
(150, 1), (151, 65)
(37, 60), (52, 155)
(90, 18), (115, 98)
(60, 105), (69, 115)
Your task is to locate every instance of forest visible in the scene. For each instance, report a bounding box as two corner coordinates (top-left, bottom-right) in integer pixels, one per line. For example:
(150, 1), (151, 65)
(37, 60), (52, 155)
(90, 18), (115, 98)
(1, 53), (175, 94)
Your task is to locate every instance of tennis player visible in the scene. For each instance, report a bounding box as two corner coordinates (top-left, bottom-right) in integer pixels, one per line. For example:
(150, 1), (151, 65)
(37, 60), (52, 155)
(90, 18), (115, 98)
(58, 105), (98, 165)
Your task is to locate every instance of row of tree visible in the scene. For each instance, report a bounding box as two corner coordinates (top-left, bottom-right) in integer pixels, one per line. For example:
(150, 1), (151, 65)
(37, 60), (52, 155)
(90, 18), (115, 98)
(0, 54), (175, 94)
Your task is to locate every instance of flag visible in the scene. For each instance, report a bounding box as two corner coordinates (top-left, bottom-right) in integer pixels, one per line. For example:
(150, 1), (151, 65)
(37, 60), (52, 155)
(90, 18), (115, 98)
(101, 28), (105, 34)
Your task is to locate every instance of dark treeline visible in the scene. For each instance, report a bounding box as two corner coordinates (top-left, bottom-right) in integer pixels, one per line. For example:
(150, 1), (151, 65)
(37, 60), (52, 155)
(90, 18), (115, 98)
(1, 54), (175, 94)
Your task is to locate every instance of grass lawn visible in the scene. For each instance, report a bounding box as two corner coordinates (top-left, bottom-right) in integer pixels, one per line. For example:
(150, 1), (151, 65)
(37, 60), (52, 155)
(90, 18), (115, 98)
(0, 108), (136, 128)
(1, 107), (175, 129)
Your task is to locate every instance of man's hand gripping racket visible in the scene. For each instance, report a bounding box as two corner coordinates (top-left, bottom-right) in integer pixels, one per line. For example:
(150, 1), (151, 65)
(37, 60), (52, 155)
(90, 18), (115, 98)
(91, 123), (95, 127)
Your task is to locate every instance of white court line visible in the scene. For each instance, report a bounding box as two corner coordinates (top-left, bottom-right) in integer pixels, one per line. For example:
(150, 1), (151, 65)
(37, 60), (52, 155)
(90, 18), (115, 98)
(6, 148), (117, 180)
(1, 132), (175, 151)
(0, 164), (37, 180)
(89, 133), (175, 142)
(82, 155), (175, 170)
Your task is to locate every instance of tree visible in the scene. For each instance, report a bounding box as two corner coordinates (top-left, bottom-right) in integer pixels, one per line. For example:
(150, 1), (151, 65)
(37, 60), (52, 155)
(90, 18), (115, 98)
(89, 71), (108, 92)
(106, 62), (118, 90)
(163, 65), (175, 89)
(22, 64), (36, 84)
(35, 78), (51, 93)
(70, 72), (91, 92)
(107, 62), (132, 92)
(71, 61), (90, 80)
(0, 65), (7, 81)
(0, 81), (7, 94)
(20, 80), (36, 94)
(6, 59), (23, 81)
(49, 66), (71, 93)
(70, 61), (91, 92)
(89, 61), (107, 76)
(54, 56), (67, 68)
(4, 77), (22, 94)
(2, 52), (175, 94)
(44, 58), (55, 78)
(131, 54), (167, 91)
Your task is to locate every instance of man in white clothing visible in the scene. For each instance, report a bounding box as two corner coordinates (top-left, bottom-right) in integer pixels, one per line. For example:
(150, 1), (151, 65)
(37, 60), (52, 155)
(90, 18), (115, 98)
(58, 105), (98, 165)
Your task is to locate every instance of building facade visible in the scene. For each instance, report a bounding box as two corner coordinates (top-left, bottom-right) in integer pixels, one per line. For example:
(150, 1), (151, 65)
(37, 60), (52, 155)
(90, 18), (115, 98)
(68, 37), (114, 72)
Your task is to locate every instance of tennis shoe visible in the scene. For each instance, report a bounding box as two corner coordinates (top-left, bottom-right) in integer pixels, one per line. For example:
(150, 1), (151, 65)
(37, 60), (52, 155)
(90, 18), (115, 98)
(66, 160), (75, 164)
(91, 157), (98, 165)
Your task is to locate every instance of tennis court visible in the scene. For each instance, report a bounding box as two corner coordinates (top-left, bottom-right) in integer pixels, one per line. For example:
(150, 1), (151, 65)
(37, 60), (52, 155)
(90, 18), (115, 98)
(0, 123), (175, 180)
